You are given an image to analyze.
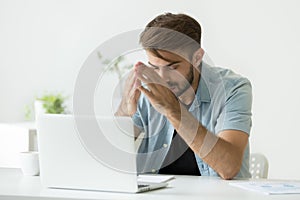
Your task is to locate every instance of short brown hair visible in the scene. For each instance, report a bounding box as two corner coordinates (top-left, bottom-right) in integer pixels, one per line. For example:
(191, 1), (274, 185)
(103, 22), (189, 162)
(139, 13), (202, 61)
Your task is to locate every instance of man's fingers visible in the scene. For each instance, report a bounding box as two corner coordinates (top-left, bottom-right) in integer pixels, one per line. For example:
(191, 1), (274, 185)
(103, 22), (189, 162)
(133, 78), (141, 89)
(122, 70), (136, 97)
(127, 70), (137, 88)
(134, 61), (170, 96)
(135, 65), (168, 88)
(129, 85), (141, 100)
(138, 85), (153, 99)
(128, 78), (141, 100)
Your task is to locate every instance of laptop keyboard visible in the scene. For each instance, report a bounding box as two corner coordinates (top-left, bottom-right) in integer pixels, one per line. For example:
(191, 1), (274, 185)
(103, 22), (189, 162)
(138, 184), (150, 188)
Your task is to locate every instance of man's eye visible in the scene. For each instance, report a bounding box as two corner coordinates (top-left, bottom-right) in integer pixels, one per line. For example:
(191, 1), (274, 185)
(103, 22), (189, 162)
(168, 65), (178, 70)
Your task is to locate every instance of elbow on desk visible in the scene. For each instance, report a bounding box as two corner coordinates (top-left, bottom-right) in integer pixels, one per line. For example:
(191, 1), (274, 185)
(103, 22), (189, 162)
(219, 170), (238, 180)
(219, 172), (236, 180)
(218, 165), (241, 180)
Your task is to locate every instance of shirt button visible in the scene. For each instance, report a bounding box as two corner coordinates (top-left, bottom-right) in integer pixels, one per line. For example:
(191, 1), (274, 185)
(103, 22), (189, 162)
(151, 169), (156, 173)
(163, 144), (168, 148)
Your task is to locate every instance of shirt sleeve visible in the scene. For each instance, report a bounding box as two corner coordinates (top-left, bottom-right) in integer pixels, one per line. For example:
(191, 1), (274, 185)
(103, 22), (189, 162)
(215, 78), (252, 135)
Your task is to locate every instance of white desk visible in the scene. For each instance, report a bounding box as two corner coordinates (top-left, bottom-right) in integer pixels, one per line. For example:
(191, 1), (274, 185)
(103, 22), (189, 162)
(0, 168), (299, 200)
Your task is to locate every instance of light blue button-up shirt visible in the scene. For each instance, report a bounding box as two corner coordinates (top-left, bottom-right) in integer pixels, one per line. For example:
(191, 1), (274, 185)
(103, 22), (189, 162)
(133, 62), (252, 178)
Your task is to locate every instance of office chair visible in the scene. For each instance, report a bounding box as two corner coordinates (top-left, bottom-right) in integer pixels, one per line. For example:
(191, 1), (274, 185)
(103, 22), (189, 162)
(249, 153), (269, 179)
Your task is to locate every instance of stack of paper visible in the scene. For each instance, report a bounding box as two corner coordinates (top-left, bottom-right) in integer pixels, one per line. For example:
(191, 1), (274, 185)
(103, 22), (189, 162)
(229, 181), (300, 195)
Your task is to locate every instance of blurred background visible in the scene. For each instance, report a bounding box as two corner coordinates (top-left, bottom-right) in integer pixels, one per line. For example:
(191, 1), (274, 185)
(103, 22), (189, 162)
(0, 0), (299, 179)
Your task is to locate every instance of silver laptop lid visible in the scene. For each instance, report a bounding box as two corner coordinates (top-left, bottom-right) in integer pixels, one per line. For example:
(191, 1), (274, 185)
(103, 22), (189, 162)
(37, 114), (139, 193)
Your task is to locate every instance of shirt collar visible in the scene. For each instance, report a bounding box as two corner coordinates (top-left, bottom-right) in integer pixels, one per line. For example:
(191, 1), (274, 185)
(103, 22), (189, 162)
(189, 63), (211, 111)
(197, 74), (211, 103)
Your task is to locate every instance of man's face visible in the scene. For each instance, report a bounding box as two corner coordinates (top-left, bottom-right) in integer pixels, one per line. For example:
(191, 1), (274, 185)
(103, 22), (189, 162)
(146, 50), (195, 97)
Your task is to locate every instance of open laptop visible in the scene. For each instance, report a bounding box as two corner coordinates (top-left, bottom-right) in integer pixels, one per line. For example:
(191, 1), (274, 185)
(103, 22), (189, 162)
(37, 114), (168, 193)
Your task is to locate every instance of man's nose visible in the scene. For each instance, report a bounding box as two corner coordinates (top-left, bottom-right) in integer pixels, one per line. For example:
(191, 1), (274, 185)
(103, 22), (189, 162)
(157, 68), (170, 81)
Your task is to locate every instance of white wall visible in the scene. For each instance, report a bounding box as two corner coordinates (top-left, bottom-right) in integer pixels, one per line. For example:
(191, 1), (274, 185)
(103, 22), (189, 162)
(1, 0), (300, 179)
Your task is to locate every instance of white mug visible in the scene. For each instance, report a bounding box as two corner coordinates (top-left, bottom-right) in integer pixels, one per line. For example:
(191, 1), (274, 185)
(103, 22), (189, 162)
(20, 151), (40, 176)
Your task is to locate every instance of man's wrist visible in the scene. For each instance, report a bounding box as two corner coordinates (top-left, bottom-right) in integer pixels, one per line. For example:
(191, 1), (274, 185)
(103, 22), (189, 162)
(115, 104), (136, 117)
(114, 109), (124, 116)
(115, 104), (128, 116)
(165, 102), (183, 126)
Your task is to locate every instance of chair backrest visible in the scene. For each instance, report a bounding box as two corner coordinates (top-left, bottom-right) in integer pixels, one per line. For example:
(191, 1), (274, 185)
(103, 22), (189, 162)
(249, 153), (269, 179)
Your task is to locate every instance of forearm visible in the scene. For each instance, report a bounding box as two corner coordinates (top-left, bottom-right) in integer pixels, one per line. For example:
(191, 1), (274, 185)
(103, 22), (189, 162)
(114, 100), (135, 117)
(166, 106), (244, 179)
(199, 134), (244, 179)
(114, 103), (129, 116)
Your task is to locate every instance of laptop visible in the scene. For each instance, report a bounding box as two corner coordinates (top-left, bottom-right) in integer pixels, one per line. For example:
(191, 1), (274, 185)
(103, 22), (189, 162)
(37, 114), (168, 193)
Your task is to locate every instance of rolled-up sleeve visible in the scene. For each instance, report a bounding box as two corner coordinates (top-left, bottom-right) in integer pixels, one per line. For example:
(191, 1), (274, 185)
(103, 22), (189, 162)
(215, 78), (252, 135)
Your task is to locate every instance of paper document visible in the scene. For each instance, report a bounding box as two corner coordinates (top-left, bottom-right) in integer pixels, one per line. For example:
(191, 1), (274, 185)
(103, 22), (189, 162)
(229, 181), (300, 195)
(138, 175), (175, 183)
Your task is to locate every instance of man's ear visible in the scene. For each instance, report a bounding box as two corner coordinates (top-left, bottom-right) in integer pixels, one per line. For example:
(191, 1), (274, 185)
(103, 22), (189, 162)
(192, 48), (204, 67)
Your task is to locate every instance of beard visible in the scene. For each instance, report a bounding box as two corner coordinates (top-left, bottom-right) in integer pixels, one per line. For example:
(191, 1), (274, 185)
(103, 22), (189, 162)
(167, 65), (194, 97)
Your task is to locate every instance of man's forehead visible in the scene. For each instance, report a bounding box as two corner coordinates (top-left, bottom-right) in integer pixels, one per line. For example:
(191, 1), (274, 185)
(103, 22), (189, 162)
(146, 49), (185, 63)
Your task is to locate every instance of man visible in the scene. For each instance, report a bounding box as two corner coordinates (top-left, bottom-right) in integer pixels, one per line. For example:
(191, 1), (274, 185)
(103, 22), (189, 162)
(116, 13), (252, 179)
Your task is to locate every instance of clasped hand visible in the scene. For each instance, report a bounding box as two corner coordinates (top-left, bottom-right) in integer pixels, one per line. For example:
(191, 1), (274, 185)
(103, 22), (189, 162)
(116, 62), (180, 117)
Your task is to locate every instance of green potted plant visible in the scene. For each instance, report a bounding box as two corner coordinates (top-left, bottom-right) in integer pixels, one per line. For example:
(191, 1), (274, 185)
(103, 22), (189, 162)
(25, 92), (68, 121)
(36, 93), (66, 114)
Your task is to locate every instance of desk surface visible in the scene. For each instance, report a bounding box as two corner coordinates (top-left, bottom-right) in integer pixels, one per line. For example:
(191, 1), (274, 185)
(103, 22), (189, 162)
(0, 168), (299, 200)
